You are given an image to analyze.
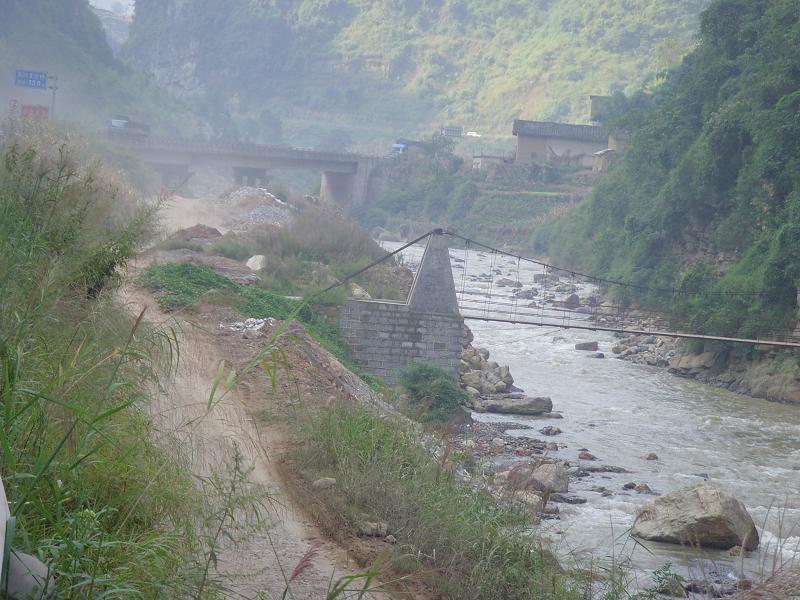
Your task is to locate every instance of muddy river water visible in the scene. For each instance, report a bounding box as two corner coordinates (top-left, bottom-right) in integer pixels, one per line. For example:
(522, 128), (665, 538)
(385, 239), (800, 582)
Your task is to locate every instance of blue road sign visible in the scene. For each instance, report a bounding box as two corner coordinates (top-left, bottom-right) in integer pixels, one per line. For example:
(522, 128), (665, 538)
(15, 70), (48, 89)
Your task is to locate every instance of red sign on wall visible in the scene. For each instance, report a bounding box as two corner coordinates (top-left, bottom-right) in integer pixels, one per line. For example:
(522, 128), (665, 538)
(21, 105), (49, 120)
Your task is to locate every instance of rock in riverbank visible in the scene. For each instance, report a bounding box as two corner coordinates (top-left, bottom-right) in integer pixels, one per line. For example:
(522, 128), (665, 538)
(530, 463), (570, 493)
(472, 395), (553, 415)
(459, 329), (556, 415)
(632, 482), (759, 550)
(614, 328), (800, 404)
(575, 341), (599, 351)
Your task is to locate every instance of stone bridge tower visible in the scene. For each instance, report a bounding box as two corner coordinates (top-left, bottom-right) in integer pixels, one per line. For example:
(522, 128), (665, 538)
(339, 232), (464, 384)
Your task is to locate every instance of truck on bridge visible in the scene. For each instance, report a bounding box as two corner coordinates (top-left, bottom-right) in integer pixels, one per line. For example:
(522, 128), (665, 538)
(108, 115), (150, 138)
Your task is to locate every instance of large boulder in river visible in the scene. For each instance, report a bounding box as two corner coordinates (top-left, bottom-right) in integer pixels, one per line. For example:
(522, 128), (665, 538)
(473, 396), (553, 415)
(496, 277), (523, 288)
(564, 293), (581, 308)
(575, 341), (599, 351)
(632, 482), (759, 550)
(530, 463), (569, 493)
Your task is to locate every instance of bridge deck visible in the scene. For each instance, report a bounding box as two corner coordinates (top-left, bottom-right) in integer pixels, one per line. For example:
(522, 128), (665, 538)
(108, 134), (375, 164)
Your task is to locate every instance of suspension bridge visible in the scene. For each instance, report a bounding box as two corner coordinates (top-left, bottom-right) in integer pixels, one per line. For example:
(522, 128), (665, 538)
(338, 229), (800, 350)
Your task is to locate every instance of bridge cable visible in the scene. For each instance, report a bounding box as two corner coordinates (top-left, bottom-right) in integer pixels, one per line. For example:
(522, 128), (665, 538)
(458, 238), (470, 311)
(484, 249), (497, 319)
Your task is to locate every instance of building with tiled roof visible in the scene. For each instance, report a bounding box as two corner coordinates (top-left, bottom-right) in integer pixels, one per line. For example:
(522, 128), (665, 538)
(512, 119), (611, 169)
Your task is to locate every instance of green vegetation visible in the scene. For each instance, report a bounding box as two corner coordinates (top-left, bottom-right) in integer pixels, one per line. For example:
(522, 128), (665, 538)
(397, 363), (467, 423)
(209, 238), (253, 261)
(140, 262), (357, 371)
(126, 0), (709, 142)
(0, 0), (195, 133)
(0, 137), (210, 596)
(296, 406), (573, 599)
(536, 0), (800, 340)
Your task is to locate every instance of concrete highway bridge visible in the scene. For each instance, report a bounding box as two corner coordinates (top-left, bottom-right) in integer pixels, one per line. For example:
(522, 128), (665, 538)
(109, 135), (379, 206)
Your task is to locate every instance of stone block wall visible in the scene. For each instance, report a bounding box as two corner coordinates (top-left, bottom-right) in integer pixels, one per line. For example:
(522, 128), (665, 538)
(340, 299), (464, 385)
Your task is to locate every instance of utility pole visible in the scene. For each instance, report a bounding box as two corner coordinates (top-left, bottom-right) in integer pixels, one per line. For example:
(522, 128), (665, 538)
(48, 75), (58, 119)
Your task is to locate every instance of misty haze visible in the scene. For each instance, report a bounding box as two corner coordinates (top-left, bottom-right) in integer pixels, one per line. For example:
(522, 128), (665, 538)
(1, 1), (799, 598)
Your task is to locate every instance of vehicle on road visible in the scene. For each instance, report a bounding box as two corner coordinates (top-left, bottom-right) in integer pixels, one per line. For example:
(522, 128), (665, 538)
(108, 115), (150, 138)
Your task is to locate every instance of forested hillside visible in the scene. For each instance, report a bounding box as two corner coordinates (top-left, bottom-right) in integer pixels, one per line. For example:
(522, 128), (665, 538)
(126, 0), (709, 145)
(0, 0), (193, 132)
(536, 0), (800, 340)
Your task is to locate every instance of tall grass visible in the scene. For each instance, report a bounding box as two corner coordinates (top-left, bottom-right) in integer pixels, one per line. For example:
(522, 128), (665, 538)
(0, 135), (211, 597)
(295, 406), (580, 600)
(249, 208), (409, 301)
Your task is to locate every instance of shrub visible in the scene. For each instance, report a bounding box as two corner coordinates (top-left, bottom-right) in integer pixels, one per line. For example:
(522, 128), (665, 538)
(211, 238), (256, 261)
(397, 362), (467, 423)
(158, 238), (205, 252)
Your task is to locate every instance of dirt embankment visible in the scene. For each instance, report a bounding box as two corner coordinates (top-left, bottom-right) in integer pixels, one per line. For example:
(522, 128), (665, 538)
(121, 193), (423, 598)
(119, 286), (365, 597)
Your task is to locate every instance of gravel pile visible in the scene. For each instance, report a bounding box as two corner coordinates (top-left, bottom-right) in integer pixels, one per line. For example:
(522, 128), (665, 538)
(223, 187), (295, 230)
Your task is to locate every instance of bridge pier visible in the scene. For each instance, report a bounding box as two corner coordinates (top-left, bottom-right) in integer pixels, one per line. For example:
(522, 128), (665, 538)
(339, 232), (464, 384)
(321, 159), (376, 207)
(148, 163), (191, 189)
(320, 171), (354, 207)
(233, 167), (270, 188)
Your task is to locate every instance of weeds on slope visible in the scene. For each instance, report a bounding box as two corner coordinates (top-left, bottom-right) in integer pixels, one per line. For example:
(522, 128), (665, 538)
(0, 134), (228, 597)
(141, 262), (357, 372)
(293, 406), (580, 599)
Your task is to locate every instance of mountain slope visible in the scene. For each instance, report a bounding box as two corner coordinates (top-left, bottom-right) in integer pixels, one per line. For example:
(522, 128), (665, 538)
(125, 0), (709, 144)
(0, 0), (193, 133)
(536, 0), (800, 340)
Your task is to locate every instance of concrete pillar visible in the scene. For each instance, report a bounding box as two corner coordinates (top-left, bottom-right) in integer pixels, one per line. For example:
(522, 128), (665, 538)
(408, 232), (460, 315)
(148, 163), (191, 189)
(320, 171), (355, 206)
(350, 158), (377, 207)
(232, 167), (268, 188)
(322, 159), (377, 207)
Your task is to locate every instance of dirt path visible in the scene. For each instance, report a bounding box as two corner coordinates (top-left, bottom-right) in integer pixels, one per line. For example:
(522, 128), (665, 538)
(119, 284), (371, 598)
(119, 185), (386, 597)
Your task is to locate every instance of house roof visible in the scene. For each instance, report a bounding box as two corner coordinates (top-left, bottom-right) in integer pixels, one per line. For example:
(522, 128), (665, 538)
(512, 119), (608, 143)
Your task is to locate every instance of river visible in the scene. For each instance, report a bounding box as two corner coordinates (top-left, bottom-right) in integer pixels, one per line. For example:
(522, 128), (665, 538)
(384, 239), (800, 583)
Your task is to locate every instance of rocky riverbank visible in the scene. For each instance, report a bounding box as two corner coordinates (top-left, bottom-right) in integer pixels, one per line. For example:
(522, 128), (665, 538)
(458, 326), (559, 416)
(447, 417), (766, 597)
(610, 332), (800, 405)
